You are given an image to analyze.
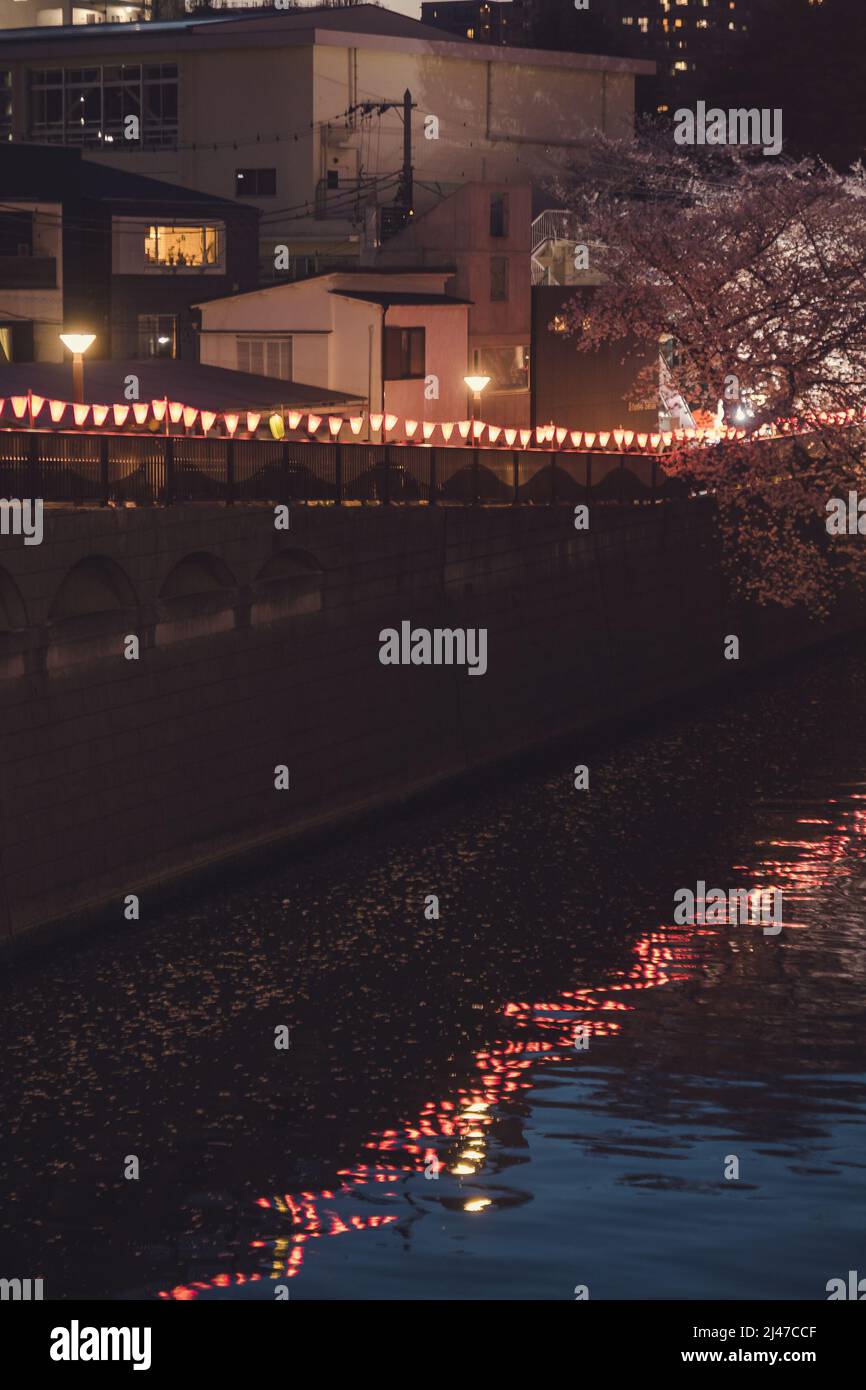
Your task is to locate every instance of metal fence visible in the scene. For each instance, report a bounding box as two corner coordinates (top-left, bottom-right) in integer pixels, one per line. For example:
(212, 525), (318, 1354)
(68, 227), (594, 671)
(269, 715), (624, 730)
(0, 429), (690, 507)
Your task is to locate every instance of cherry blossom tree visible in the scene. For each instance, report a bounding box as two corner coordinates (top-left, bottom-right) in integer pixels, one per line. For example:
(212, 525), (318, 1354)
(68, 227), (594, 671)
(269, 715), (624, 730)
(554, 132), (866, 615)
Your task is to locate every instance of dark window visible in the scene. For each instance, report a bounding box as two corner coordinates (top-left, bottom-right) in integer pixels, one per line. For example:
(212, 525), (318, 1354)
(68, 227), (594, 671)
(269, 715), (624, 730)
(235, 168), (277, 197)
(489, 192), (508, 238)
(490, 255), (508, 302)
(326, 169), (340, 189)
(137, 314), (176, 358)
(383, 326), (425, 380)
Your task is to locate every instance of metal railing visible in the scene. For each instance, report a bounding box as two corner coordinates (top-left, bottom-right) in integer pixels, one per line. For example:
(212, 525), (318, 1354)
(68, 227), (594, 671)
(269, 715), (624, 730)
(0, 429), (689, 507)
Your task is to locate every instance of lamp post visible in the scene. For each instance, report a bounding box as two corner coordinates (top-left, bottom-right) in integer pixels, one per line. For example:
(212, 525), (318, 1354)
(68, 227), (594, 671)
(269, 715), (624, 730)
(59, 333), (96, 403)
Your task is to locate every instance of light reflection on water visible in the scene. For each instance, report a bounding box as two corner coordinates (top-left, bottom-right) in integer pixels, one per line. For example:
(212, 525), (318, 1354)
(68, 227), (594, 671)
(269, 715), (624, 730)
(2, 641), (866, 1300)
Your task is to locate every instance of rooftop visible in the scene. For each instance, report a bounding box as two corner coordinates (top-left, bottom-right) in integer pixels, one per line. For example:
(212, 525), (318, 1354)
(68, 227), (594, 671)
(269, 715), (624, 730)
(0, 359), (363, 412)
(0, 4), (655, 74)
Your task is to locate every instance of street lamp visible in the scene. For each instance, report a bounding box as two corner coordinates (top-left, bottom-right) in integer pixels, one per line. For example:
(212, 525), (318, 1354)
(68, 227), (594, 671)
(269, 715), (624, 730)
(463, 372), (491, 420)
(59, 333), (96, 403)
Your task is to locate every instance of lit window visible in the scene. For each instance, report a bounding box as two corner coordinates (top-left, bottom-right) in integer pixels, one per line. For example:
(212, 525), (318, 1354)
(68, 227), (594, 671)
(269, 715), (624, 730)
(137, 314), (176, 358)
(144, 225), (221, 269)
(477, 344), (529, 390)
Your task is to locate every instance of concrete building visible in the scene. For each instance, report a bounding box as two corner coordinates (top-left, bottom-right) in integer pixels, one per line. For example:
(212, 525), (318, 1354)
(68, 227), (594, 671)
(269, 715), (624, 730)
(0, 5), (653, 270)
(195, 268), (470, 422)
(0, 0), (145, 29)
(374, 181), (531, 427)
(0, 142), (258, 362)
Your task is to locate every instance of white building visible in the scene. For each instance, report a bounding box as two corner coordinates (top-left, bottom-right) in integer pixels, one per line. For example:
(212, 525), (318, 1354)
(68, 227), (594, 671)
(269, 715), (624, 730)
(195, 268), (471, 422)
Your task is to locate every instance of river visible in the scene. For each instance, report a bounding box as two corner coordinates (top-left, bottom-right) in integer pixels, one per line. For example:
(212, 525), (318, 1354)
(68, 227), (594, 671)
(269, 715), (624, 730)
(2, 635), (865, 1300)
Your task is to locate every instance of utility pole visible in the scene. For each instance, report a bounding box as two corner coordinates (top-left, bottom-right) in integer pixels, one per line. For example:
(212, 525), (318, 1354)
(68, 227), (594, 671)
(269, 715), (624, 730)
(397, 88), (413, 214)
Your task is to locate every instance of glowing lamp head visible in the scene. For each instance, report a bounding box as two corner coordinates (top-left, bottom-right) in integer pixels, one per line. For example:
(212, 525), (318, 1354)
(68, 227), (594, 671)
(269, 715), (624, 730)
(59, 333), (96, 356)
(464, 374), (491, 395)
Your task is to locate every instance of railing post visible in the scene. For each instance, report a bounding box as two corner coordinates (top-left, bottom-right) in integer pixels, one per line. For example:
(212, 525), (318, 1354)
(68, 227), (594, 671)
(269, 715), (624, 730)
(382, 444), (391, 506)
(163, 434), (174, 507)
(99, 433), (109, 506)
(549, 449), (557, 506)
(472, 445), (480, 506)
(226, 438), (235, 506)
(334, 440), (343, 505)
(586, 453), (592, 499)
(512, 449), (519, 505)
(651, 455), (657, 505)
(429, 446), (437, 506)
(26, 429), (40, 501)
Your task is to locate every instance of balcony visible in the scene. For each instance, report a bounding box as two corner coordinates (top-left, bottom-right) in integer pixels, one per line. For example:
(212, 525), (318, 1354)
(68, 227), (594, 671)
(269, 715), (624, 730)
(0, 255), (57, 290)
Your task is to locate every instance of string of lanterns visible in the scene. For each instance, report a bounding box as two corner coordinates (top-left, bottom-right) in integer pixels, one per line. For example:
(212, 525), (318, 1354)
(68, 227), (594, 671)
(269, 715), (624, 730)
(0, 391), (863, 454)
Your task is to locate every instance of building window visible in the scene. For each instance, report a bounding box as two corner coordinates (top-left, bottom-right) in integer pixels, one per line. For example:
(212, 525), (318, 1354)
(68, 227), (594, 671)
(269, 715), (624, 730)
(489, 255), (508, 302)
(28, 63), (177, 148)
(489, 192), (508, 238)
(383, 326), (425, 380)
(137, 315), (176, 358)
(0, 70), (12, 142)
(236, 336), (293, 380)
(235, 168), (276, 197)
(144, 225), (221, 269)
(476, 344), (529, 392)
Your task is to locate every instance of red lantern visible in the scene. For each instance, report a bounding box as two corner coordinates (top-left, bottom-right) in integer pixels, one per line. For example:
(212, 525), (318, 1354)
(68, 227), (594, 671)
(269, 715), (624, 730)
(113, 404), (131, 428)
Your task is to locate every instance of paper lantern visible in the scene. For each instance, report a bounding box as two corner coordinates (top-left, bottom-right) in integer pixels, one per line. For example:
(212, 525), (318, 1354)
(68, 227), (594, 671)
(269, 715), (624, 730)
(623, 430), (635, 448)
(422, 421), (436, 441)
(198, 409), (215, 432)
(50, 400), (67, 423)
(404, 419), (419, 438)
(546, 424), (557, 443)
(569, 431), (582, 448)
(369, 413), (384, 432)
(555, 427), (567, 446)
(384, 413), (398, 432)
(458, 420), (472, 439)
(519, 429), (532, 448)
(650, 433), (661, 450)
(636, 433), (648, 449)
(30, 394), (45, 419)
(504, 428), (517, 447)
(113, 404), (131, 428)
(306, 413), (322, 433)
(245, 411), (261, 434)
(267, 412), (284, 440)
(472, 420), (485, 439)
(288, 410), (303, 430)
(224, 412), (240, 436)
(151, 399), (167, 423)
(92, 404), (109, 427)
(598, 432), (611, 448)
(661, 431), (673, 447)
(0, 400), (4, 418)
(613, 429), (625, 449)
(168, 401), (184, 424)
(184, 406), (199, 430)
(328, 416), (342, 436)
(73, 403), (90, 426)
(535, 425), (547, 445)
(349, 417), (364, 435)
(11, 397), (28, 419)
(488, 426), (502, 444)
(441, 422), (455, 443)
(584, 432), (596, 449)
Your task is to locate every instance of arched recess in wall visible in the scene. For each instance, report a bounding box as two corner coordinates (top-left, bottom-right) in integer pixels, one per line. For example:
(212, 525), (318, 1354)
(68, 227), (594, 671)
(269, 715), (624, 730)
(157, 550), (238, 646)
(46, 555), (139, 673)
(0, 566), (29, 680)
(251, 549), (324, 627)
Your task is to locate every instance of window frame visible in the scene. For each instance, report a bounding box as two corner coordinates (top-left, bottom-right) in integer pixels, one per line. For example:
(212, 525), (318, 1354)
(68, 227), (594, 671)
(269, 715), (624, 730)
(383, 325), (426, 381)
